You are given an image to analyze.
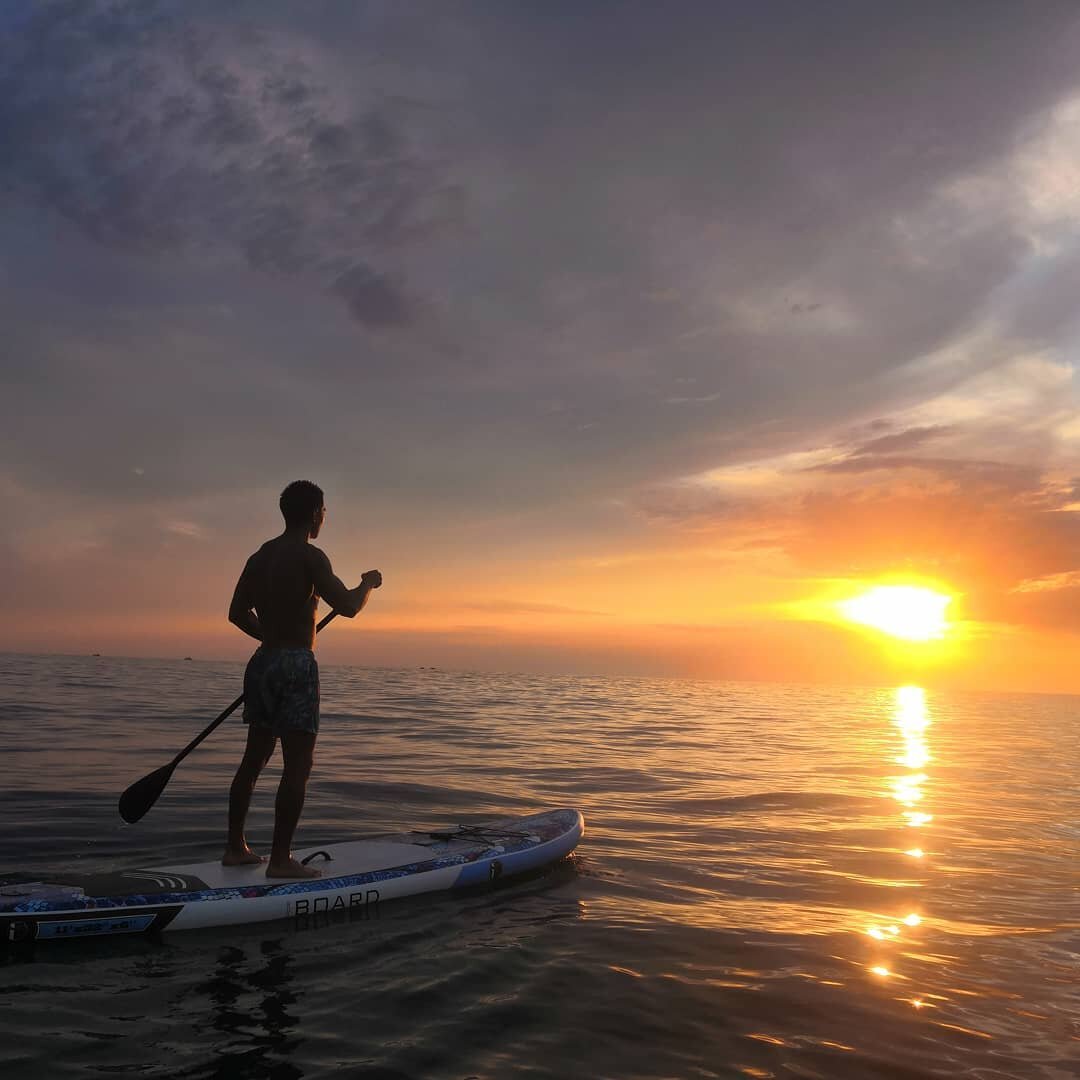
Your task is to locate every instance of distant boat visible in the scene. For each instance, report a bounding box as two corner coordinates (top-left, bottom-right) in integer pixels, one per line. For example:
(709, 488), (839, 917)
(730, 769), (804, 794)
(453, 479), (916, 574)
(183, 657), (193, 661)
(91, 653), (101, 657)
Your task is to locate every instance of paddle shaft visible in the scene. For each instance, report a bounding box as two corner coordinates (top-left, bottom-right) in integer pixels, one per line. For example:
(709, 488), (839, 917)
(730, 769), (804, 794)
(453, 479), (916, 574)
(169, 609), (340, 768)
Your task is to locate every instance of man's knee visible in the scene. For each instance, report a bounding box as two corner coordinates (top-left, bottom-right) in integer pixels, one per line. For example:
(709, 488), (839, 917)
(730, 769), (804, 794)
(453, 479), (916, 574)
(238, 752), (270, 779)
(281, 757), (313, 788)
(242, 729), (276, 768)
(280, 734), (315, 782)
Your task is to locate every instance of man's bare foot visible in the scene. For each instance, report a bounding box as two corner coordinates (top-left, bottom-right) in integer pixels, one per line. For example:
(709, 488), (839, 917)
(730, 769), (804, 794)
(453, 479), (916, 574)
(266, 856), (322, 879)
(221, 847), (266, 867)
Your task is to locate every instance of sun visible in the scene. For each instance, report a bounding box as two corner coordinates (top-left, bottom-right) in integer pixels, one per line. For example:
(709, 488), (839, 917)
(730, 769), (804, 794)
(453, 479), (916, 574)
(838, 585), (952, 642)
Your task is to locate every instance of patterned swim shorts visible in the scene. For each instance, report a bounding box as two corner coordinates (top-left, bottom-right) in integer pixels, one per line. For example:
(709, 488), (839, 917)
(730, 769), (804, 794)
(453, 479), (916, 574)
(242, 647), (320, 736)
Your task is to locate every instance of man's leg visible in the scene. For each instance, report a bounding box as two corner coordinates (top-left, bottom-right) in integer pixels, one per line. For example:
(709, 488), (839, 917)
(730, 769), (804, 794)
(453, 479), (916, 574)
(222, 724), (277, 865)
(266, 730), (321, 879)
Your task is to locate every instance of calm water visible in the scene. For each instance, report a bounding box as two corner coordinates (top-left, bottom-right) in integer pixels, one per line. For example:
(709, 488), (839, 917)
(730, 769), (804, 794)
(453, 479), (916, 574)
(0, 653), (1077, 1079)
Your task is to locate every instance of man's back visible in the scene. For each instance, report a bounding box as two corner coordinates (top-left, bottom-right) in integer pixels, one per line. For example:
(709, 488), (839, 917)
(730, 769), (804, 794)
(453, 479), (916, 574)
(242, 537), (320, 650)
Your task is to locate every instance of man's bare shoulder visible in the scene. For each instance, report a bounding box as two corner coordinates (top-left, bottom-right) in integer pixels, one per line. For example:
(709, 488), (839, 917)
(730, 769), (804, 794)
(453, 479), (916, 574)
(244, 539), (278, 567)
(304, 543), (332, 569)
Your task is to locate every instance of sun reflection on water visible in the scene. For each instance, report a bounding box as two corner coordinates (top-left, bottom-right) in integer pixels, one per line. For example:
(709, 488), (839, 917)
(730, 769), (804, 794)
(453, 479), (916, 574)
(893, 687), (932, 825)
(865, 685), (932, 998)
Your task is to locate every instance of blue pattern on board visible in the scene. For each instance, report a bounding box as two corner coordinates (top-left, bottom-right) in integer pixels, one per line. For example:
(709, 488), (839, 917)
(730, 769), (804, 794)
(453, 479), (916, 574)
(3, 812), (577, 915)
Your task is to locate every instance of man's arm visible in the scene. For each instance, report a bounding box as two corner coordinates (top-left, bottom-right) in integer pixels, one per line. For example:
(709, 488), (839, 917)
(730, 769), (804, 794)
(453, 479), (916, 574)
(307, 547), (381, 617)
(228, 558), (263, 641)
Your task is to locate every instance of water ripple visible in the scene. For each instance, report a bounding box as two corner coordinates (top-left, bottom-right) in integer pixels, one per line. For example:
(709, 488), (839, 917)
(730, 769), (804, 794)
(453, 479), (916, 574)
(0, 654), (1076, 1079)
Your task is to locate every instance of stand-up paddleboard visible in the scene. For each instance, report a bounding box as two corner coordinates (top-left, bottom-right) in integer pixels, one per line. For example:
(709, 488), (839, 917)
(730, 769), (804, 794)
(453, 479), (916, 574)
(0, 808), (583, 944)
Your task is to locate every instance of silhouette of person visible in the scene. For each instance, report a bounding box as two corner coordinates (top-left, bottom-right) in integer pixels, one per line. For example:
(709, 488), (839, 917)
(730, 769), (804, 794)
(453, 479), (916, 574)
(222, 480), (381, 877)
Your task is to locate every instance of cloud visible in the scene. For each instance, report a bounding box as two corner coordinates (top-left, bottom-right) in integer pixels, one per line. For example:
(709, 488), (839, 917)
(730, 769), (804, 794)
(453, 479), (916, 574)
(1013, 569), (1080, 593)
(845, 426), (956, 457)
(634, 343), (1080, 633)
(332, 264), (412, 329)
(642, 457), (1080, 634)
(162, 519), (207, 540)
(0, 1), (460, 329)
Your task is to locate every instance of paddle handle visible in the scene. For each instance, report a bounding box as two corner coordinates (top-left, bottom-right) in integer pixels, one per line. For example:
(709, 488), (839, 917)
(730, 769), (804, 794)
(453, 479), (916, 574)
(169, 610), (341, 768)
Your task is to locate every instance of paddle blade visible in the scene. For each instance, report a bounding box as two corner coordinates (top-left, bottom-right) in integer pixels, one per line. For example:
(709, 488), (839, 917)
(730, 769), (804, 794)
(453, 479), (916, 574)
(118, 762), (176, 824)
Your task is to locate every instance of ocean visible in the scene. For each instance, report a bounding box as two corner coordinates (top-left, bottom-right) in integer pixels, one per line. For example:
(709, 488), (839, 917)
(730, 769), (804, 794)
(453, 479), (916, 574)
(0, 652), (1076, 1079)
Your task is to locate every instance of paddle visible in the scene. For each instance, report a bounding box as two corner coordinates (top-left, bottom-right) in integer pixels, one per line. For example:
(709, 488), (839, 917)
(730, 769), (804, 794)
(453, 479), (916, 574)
(118, 610), (340, 824)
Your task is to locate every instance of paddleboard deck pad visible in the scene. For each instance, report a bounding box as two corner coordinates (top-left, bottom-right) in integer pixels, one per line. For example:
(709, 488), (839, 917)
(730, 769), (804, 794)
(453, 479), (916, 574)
(0, 808), (583, 943)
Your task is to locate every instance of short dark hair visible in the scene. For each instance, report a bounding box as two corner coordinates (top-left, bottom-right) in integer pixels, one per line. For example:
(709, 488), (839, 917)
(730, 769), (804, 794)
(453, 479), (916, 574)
(280, 480), (324, 527)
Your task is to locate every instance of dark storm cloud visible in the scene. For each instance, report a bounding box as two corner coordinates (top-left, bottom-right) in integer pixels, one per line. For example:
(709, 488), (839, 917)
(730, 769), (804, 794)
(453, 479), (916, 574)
(0, 0), (460, 329)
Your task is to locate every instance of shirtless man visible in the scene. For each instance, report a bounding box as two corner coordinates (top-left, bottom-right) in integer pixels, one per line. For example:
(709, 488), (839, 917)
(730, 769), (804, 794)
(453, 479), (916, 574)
(222, 480), (382, 878)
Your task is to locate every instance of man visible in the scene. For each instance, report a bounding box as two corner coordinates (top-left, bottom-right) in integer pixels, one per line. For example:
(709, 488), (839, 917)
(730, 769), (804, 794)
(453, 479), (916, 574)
(223, 480), (382, 878)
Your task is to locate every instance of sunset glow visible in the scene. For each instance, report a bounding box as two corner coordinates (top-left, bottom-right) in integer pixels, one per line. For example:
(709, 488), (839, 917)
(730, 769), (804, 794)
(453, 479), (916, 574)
(838, 586), (953, 642)
(1, 4), (1080, 697)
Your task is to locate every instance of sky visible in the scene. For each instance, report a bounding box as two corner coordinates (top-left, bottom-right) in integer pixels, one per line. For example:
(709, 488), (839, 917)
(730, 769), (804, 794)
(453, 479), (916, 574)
(3, 1), (1080, 692)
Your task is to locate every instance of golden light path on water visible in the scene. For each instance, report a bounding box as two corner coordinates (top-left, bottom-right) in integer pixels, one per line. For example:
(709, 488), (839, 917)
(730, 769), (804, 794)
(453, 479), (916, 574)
(865, 685), (933, 1010)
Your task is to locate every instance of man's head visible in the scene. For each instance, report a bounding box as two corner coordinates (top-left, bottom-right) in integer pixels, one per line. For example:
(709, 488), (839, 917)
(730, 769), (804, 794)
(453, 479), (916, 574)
(280, 480), (326, 538)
